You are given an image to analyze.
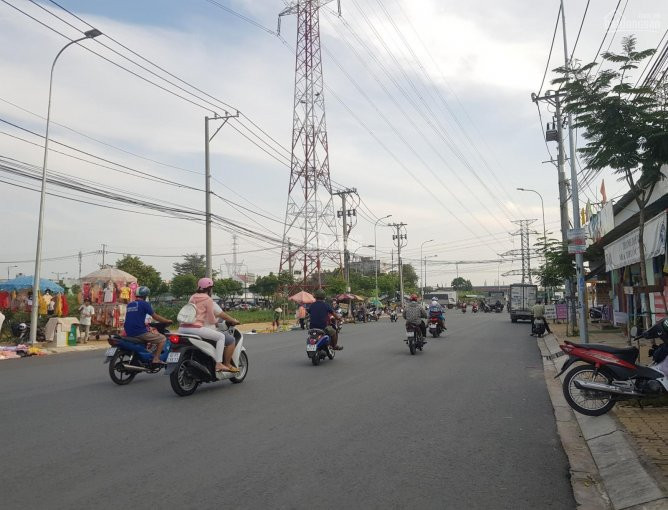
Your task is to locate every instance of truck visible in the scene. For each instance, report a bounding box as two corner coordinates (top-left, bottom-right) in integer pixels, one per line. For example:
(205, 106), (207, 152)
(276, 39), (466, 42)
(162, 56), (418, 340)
(427, 290), (458, 309)
(508, 283), (538, 323)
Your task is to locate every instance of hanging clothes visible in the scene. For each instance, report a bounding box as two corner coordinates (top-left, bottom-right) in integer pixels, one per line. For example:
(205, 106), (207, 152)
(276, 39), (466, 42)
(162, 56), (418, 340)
(0, 291), (10, 309)
(62, 294), (69, 316)
(39, 293), (48, 315)
(55, 294), (63, 316)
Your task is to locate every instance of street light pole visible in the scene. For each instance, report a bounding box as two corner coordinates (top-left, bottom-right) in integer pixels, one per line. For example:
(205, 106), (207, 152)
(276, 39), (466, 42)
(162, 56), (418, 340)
(420, 240), (434, 302)
(374, 214), (391, 297)
(30, 29), (102, 344)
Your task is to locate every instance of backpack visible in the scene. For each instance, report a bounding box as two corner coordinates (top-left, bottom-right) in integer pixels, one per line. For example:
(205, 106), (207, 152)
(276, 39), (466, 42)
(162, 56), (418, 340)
(177, 302), (197, 324)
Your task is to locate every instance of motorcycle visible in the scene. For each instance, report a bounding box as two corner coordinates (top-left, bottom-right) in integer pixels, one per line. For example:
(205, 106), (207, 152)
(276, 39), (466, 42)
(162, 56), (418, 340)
(356, 309), (366, 323)
(165, 322), (248, 396)
(557, 320), (668, 416)
(390, 310), (398, 322)
(472, 304), (479, 313)
(461, 304), (467, 313)
(494, 303), (503, 313)
(427, 315), (444, 338)
(105, 322), (172, 385)
(306, 328), (335, 366)
(531, 319), (547, 338)
(405, 322), (426, 355)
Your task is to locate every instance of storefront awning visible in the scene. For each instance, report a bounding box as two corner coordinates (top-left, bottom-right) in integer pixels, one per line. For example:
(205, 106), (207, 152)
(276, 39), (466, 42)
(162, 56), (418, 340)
(604, 211), (666, 271)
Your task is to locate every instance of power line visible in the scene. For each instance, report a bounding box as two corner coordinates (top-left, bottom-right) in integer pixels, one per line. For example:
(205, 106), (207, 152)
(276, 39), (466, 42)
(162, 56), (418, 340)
(538, 3), (562, 95)
(569, 0), (590, 64)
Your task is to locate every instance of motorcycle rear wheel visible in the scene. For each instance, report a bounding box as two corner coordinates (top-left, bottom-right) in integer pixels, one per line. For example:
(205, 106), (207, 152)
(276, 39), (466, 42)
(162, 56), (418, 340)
(108, 350), (137, 385)
(312, 351), (321, 365)
(170, 351), (200, 396)
(563, 365), (616, 416)
(409, 335), (417, 355)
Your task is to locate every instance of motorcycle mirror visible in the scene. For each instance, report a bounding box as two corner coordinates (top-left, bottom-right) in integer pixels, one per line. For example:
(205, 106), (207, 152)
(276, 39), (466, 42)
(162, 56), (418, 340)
(630, 326), (638, 337)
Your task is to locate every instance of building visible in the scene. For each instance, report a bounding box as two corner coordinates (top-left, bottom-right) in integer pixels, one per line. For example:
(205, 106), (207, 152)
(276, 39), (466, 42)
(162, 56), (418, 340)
(585, 166), (668, 328)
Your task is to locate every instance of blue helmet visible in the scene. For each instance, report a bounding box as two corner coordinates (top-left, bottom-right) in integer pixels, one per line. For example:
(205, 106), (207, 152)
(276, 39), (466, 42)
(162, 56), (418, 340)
(136, 286), (150, 297)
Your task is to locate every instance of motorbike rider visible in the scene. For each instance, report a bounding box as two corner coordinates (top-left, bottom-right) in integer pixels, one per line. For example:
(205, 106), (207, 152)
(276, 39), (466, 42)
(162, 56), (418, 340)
(428, 297), (445, 330)
(309, 288), (343, 350)
(124, 286), (172, 365)
(530, 299), (552, 336)
(403, 293), (427, 337)
(178, 278), (239, 373)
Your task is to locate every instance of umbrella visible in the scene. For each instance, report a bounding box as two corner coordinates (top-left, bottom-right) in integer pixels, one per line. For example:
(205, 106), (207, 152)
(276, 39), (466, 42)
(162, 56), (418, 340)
(0, 275), (64, 293)
(81, 267), (137, 286)
(369, 297), (382, 306)
(289, 291), (316, 304)
(335, 293), (356, 301)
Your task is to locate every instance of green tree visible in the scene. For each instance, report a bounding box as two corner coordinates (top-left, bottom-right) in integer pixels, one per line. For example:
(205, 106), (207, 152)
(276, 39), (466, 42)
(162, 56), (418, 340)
(249, 273), (280, 301)
(115, 255), (164, 292)
(555, 35), (668, 326)
(213, 278), (243, 302)
(322, 270), (347, 295)
(535, 239), (575, 289)
(401, 264), (419, 291)
(173, 254), (212, 279)
(171, 274), (197, 298)
(70, 284), (81, 296)
(451, 277), (473, 291)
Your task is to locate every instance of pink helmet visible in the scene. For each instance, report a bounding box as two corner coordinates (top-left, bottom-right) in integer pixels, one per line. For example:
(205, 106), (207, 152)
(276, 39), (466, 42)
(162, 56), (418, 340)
(197, 277), (214, 290)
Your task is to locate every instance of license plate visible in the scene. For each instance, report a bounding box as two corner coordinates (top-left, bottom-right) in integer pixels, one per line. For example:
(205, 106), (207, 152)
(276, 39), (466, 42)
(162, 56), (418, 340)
(306, 344), (317, 352)
(167, 352), (181, 363)
(105, 347), (117, 357)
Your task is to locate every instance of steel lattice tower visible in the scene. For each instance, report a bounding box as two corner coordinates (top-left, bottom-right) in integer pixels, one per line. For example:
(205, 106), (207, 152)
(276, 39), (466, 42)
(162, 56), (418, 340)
(278, 0), (341, 288)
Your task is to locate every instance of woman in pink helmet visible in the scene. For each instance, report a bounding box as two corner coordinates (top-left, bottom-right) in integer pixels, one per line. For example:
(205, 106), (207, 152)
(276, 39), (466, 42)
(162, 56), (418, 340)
(178, 277), (240, 373)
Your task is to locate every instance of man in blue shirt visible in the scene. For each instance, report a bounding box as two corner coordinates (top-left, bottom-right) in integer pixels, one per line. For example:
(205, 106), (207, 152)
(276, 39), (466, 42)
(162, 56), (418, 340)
(308, 289), (343, 350)
(124, 286), (172, 365)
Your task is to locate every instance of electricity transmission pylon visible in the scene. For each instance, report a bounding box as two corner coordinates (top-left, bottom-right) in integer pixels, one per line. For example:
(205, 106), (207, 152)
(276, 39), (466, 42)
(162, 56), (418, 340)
(501, 219), (538, 284)
(277, 0), (342, 288)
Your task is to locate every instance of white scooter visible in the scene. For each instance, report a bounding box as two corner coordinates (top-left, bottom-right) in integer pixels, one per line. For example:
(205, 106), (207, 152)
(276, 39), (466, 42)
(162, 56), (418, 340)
(165, 322), (248, 396)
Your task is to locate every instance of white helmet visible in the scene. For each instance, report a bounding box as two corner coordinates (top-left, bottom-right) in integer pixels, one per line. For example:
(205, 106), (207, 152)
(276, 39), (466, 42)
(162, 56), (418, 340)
(431, 297), (438, 303)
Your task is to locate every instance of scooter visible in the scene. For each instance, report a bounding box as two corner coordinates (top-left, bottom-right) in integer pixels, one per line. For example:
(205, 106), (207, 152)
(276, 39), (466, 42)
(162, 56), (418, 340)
(557, 320), (668, 416)
(105, 322), (172, 385)
(307, 328), (335, 366)
(472, 304), (479, 313)
(165, 322), (248, 396)
(390, 310), (398, 322)
(405, 322), (426, 355)
(427, 315), (444, 338)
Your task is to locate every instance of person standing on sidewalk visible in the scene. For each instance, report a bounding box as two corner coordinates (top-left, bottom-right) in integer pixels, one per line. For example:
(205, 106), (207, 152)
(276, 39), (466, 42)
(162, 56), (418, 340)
(530, 299), (551, 336)
(273, 307), (282, 332)
(296, 304), (307, 330)
(78, 299), (95, 343)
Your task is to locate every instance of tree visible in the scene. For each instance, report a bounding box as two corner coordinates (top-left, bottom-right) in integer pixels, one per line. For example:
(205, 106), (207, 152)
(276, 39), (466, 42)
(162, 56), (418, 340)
(173, 254), (211, 279)
(249, 273), (280, 301)
(171, 274), (197, 298)
(535, 239), (575, 289)
(401, 264), (419, 291)
(115, 254), (165, 293)
(70, 284), (81, 296)
(555, 35), (668, 326)
(451, 277), (473, 291)
(213, 278), (243, 303)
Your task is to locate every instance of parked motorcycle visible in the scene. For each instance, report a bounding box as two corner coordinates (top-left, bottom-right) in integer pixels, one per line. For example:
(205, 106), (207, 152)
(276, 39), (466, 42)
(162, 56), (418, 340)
(427, 315), (444, 338)
(405, 322), (426, 355)
(390, 310), (398, 322)
(105, 322), (172, 385)
(306, 328), (335, 366)
(165, 323), (248, 396)
(557, 320), (668, 416)
(472, 304), (479, 313)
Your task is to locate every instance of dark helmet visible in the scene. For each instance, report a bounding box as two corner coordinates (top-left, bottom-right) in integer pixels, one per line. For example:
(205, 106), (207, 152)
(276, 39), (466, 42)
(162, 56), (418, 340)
(409, 294), (418, 301)
(136, 286), (150, 297)
(314, 288), (326, 300)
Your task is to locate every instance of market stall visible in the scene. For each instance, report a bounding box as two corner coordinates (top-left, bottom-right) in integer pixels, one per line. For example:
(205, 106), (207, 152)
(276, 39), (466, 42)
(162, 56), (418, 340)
(80, 267), (138, 338)
(0, 275), (67, 315)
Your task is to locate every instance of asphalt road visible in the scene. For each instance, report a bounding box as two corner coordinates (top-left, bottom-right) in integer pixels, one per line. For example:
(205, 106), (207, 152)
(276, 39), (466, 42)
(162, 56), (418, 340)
(2, 311), (574, 509)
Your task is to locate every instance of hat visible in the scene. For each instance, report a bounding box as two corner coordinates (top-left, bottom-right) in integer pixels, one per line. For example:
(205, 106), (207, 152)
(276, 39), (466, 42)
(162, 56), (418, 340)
(275, 307), (283, 313)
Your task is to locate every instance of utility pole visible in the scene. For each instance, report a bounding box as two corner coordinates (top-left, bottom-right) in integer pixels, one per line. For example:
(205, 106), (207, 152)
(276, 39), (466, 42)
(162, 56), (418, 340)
(52, 271), (68, 282)
(101, 243), (107, 267)
(560, 0), (588, 343)
(334, 188), (357, 292)
(390, 223), (407, 307)
(78, 250), (82, 280)
(205, 111), (239, 279)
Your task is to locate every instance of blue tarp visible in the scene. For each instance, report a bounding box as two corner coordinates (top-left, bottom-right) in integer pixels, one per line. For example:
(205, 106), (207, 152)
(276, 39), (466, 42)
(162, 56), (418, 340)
(0, 275), (64, 293)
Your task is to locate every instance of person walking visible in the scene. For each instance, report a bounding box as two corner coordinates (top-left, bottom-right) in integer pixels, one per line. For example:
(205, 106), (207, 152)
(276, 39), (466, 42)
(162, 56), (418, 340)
(273, 307), (283, 332)
(296, 304), (307, 330)
(78, 299), (95, 344)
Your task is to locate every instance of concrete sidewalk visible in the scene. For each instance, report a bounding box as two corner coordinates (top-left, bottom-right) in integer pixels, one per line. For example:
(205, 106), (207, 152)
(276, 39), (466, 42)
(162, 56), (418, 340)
(539, 322), (668, 509)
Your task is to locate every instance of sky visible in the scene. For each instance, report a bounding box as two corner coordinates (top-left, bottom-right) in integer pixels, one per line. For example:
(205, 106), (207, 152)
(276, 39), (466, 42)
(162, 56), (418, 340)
(0, 0), (666, 288)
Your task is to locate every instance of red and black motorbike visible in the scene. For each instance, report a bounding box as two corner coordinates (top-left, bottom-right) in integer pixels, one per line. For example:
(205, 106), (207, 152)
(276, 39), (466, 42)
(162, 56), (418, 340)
(557, 319), (668, 416)
(427, 313), (445, 338)
(471, 303), (478, 313)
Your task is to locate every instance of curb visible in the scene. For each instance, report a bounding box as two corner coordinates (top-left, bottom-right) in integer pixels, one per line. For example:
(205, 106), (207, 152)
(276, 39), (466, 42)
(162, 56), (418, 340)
(538, 334), (668, 510)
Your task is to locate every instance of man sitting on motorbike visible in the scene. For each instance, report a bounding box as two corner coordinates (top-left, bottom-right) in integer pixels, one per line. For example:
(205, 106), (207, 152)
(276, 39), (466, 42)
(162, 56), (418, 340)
(124, 286), (172, 365)
(428, 297), (445, 330)
(403, 293), (427, 337)
(309, 289), (343, 350)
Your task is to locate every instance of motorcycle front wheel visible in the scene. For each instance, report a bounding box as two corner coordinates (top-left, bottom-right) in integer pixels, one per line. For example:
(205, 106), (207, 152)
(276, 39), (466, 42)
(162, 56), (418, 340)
(563, 365), (616, 416)
(108, 350), (137, 385)
(170, 351), (200, 396)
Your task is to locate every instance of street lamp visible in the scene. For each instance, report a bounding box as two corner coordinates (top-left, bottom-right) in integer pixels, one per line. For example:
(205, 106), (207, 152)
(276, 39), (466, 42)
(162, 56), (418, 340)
(7, 265), (18, 281)
(374, 214), (392, 297)
(420, 239), (434, 301)
(30, 28), (102, 344)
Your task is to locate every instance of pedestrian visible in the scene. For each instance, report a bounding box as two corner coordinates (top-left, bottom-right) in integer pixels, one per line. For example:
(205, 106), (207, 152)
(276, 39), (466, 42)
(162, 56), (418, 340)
(296, 304), (307, 330)
(78, 299), (95, 343)
(47, 296), (56, 316)
(273, 306), (282, 332)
